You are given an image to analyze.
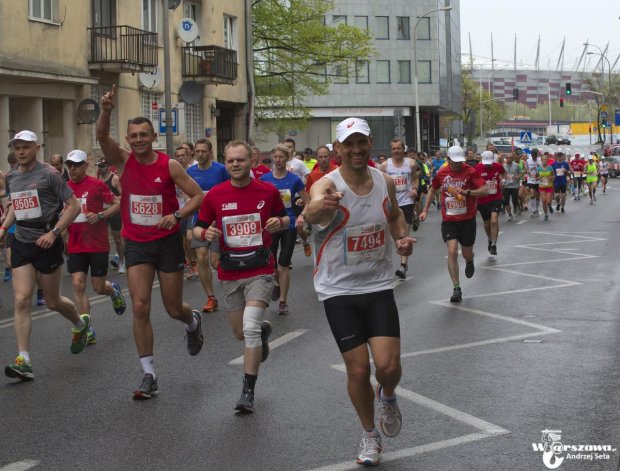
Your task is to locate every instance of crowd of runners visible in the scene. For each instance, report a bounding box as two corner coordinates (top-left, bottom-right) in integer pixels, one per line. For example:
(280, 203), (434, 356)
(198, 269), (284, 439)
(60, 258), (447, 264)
(0, 86), (611, 466)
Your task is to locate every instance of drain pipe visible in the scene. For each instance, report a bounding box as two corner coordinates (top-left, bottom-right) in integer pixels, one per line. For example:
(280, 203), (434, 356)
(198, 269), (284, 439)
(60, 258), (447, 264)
(245, 0), (255, 143)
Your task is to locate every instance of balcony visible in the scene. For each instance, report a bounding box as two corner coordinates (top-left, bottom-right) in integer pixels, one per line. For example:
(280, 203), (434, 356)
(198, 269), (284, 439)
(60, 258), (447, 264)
(88, 25), (158, 74)
(182, 46), (237, 85)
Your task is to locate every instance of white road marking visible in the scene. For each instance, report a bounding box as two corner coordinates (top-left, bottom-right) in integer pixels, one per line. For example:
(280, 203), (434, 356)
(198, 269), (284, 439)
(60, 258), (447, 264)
(516, 220), (527, 224)
(228, 329), (308, 365)
(0, 461), (40, 471)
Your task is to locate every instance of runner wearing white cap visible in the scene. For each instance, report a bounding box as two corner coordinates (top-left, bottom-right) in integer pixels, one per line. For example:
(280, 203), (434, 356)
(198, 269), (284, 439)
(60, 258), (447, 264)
(475, 151), (505, 255)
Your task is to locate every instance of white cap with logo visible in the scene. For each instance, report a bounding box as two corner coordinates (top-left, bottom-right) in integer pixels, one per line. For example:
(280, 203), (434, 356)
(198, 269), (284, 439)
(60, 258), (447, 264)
(66, 149), (88, 164)
(9, 130), (38, 147)
(447, 145), (466, 162)
(481, 150), (495, 164)
(335, 118), (371, 143)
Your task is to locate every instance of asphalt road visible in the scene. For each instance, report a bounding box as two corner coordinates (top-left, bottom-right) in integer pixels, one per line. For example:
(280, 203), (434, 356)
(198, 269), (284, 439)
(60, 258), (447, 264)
(0, 183), (619, 471)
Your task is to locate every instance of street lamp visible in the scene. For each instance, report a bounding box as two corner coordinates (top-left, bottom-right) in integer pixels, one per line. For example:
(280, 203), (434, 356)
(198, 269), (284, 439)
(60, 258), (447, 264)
(413, 5), (452, 153)
(584, 44), (614, 145)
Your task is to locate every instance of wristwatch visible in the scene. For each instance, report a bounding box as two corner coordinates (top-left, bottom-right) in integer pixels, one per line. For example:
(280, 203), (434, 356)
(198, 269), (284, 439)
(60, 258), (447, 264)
(174, 210), (182, 221)
(97, 212), (105, 221)
(51, 227), (61, 237)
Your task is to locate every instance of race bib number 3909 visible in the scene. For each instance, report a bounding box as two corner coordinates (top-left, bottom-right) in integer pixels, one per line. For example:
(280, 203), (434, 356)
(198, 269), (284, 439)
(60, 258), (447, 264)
(344, 222), (386, 265)
(222, 213), (263, 248)
(11, 190), (42, 221)
(130, 194), (163, 226)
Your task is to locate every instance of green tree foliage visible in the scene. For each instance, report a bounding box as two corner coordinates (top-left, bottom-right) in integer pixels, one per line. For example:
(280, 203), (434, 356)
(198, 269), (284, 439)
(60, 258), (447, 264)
(461, 68), (506, 143)
(252, 0), (374, 134)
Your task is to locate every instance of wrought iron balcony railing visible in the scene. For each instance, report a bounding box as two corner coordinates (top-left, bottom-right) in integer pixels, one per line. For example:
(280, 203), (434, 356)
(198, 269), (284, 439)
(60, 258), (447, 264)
(88, 25), (158, 74)
(182, 45), (237, 85)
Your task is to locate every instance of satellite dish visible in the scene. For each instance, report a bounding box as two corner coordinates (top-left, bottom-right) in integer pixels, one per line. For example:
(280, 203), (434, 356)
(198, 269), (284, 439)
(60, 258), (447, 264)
(167, 0), (181, 10)
(138, 67), (162, 89)
(77, 99), (100, 125)
(177, 18), (199, 43)
(180, 81), (203, 105)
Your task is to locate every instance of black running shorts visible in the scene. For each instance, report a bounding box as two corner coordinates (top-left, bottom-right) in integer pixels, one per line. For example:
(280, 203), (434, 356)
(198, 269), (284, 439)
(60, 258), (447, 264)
(67, 251), (109, 277)
(124, 231), (185, 273)
(400, 204), (415, 225)
(270, 228), (297, 267)
(477, 200), (502, 221)
(11, 236), (64, 274)
(441, 218), (477, 247)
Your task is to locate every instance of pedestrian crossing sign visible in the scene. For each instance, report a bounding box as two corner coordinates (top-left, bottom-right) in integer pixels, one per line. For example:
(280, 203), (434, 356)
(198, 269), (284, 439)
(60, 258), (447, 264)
(520, 131), (532, 143)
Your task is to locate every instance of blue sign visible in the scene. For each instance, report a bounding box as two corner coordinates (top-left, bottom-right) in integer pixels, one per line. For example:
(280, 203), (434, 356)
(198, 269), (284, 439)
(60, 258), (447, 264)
(159, 109), (178, 134)
(520, 131), (532, 143)
(601, 111), (608, 119)
(615, 109), (620, 126)
(182, 20), (192, 31)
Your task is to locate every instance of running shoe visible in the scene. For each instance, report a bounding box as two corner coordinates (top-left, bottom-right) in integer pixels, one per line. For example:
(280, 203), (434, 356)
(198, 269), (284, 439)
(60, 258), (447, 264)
(490, 245), (497, 256)
(375, 384), (402, 437)
(549, 205), (554, 214)
(3, 268), (11, 282)
(507, 215), (513, 222)
(450, 287), (462, 303)
(4, 355), (34, 381)
(36, 289), (45, 306)
(118, 262), (126, 274)
(544, 214), (549, 221)
(202, 295), (218, 313)
(87, 326), (97, 345)
(488, 240), (492, 253)
(271, 285), (281, 302)
(260, 321), (272, 363)
(465, 260), (475, 278)
(110, 255), (119, 268)
(185, 310), (204, 356)
(556, 204), (561, 211)
(394, 264), (407, 280)
(235, 378), (255, 414)
(412, 213), (420, 231)
(133, 373), (159, 400)
(278, 301), (289, 315)
(561, 208), (565, 213)
(356, 433), (382, 466)
(70, 314), (90, 354)
(303, 243), (312, 257)
(111, 282), (126, 315)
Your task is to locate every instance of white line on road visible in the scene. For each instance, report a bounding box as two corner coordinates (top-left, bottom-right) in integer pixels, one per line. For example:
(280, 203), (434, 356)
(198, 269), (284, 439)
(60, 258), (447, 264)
(516, 220), (527, 224)
(228, 329), (308, 365)
(0, 460), (40, 471)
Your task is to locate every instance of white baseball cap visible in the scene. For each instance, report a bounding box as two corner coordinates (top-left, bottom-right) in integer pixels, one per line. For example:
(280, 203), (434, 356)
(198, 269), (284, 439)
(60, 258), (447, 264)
(9, 130), (38, 147)
(325, 143), (333, 152)
(335, 118), (371, 143)
(66, 149), (88, 164)
(447, 145), (466, 162)
(481, 151), (495, 164)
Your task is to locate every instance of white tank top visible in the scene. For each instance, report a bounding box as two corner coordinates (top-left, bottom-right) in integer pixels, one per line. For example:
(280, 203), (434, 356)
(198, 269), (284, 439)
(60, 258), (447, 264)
(385, 158), (414, 206)
(312, 167), (395, 301)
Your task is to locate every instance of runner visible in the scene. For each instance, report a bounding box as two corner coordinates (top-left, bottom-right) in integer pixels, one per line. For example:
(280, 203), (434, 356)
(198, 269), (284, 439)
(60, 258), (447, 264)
(379, 138), (419, 279)
(1, 152), (17, 283)
(260, 144), (308, 315)
(570, 152), (585, 200)
(537, 155), (555, 221)
(502, 153), (521, 221)
(1, 131), (90, 381)
(65, 150), (127, 344)
(305, 145), (338, 194)
(303, 118), (415, 466)
(584, 156), (599, 204)
(475, 151), (505, 255)
(97, 85), (205, 399)
(302, 147), (317, 171)
(431, 150), (446, 209)
(172, 146), (197, 280)
(552, 152), (571, 213)
(525, 149), (542, 217)
(50, 153), (70, 181)
(419, 146), (488, 303)
(599, 156), (609, 194)
(282, 139), (312, 256)
(186, 138), (230, 313)
(251, 146), (272, 180)
(193, 140), (286, 414)
(96, 157), (126, 273)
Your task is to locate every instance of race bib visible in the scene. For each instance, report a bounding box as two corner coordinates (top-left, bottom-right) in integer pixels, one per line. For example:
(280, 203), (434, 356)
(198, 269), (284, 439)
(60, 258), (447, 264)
(73, 197), (88, 223)
(130, 194), (163, 226)
(487, 180), (498, 195)
(573, 171), (582, 177)
(344, 222), (386, 265)
(505, 174), (514, 183)
(279, 189), (292, 208)
(555, 168), (565, 177)
(11, 190), (42, 221)
(541, 177), (550, 187)
(392, 174), (408, 192)
(445, 196), (467, 216)
(222, 213), (263, 248)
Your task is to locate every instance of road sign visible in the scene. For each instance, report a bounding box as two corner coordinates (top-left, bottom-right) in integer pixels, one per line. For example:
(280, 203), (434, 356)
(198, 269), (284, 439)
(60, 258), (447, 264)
(159, 108), (178, 134)
(601, 104), (608, 112)
(520, 131), (532, 143)
(601, 111), (608, 119)
(615, 109), (620, 126)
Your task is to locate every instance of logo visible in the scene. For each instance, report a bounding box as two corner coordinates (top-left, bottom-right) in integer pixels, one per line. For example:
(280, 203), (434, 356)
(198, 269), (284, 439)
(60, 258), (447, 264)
(257, 200), (265, 209)
(154, 177), (162, 183)
(346, 121), (355, 128)
(222, 202), (237, 211)
(532, 429), (616, 469)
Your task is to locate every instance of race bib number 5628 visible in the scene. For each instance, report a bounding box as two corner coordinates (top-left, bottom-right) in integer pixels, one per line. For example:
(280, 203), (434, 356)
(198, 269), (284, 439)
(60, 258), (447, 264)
(130, 194), (163, 226)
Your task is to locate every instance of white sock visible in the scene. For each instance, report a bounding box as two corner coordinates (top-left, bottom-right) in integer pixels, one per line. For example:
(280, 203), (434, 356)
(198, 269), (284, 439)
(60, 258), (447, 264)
(380, 388), (396, 402)
(73, 318), (85, 330)
(186, 314), (198, 333)
(18, 351), (31, 363)
(140, 355), (155, 377)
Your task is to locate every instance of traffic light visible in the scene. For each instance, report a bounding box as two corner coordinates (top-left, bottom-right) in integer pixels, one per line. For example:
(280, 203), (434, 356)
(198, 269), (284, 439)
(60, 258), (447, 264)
(560, 98), (564, 107)
(512, 88), (519, 100)
(565, 83), (572, 95)
(601, 121), (607, 128)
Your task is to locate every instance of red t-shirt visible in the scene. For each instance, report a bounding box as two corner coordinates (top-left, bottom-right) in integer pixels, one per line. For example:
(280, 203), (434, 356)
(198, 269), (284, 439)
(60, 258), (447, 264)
(252, 164), (271, 180)
(570, 159), (585, 175)
(120, 151), (180, 242)
(432, 165), (486, 222)
(197, 179), (285, 281)
(67, 176), (115, 253)
(474, 162), (505, 205)
(306, 164), (338, 193)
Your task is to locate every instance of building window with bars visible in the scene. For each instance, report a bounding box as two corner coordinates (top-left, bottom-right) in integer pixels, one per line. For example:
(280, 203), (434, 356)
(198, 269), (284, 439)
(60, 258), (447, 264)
(185, 102), (204, 144)
(142, 91), (164, 149)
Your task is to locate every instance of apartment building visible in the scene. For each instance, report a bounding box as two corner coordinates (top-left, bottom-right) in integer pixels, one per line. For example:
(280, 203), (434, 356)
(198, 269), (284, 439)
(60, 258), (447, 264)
(0, 0), (250, 171)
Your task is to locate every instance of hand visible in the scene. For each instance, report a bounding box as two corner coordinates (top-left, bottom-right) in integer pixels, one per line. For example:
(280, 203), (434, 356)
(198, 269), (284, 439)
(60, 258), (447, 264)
(157, 214), (178, 230)
(84, 212), (99, 225)
(409, 188), (418, 199)
(101, 84), (117, 111)
(396, 236), (416, 256)
(36, 231), (58, 249)
(205, 225), (222, 242)
(323, 186), (343, 210)
(295, 215), (305, 230)
(295, 198), (304, 207)
(265, 217), (282, 233)
(419, 210), (428, 222)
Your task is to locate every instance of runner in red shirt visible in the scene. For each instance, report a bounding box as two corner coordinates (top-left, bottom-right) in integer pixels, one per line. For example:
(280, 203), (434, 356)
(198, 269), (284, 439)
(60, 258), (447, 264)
(475, 151), (505, 256)
(419, 146), (488, 303)
(251, 146), (272, 180)
(570, 153), (586, 200)
(65, 150), (126, 345)
(306, 145), (338, 193)
(194, 140), (288, 414)
(97, 85), (205, 400)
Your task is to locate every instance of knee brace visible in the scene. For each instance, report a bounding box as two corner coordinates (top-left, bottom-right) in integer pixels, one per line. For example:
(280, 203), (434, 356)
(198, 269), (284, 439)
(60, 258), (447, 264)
(242, 306), (264, 348)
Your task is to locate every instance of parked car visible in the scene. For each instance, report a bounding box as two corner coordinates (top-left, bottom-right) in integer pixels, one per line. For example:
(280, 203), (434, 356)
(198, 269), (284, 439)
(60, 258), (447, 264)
(607, 156), (620, 178)
(545, 135), (571, 145)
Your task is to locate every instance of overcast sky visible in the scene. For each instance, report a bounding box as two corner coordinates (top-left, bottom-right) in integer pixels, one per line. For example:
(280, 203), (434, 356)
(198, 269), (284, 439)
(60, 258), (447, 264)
(461, 0), (619, 71)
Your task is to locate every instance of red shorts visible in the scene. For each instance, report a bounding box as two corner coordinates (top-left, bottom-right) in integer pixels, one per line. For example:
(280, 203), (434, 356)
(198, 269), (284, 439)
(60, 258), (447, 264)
(539, 187), (554, 194)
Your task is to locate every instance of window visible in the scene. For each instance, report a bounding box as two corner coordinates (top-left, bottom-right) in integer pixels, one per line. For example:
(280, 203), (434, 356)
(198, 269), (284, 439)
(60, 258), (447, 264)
(311, 63), (327, 83)
(91, 85), (118, 148)
(353, 16), (368, 30)
(29, 0), (59, 23)
(396, 17), (410, 40)
(376, 61), (390, 83)
(184, 0), (199, 20)
(416, 17), (430, 40)
(356, 61), (369, 83)
(142, 0), (157, 33)
(224, 15), (237, 51)
(142, 91), (165, 149)
(332, 62), (348, 84)
(92, 0), (115, 28)
(185, 102), (204, 145)
(375, 16), (389, 39)
(418, 60), (431, 83)
(398, 61), (411, 83)
(333, 15), (347, 26)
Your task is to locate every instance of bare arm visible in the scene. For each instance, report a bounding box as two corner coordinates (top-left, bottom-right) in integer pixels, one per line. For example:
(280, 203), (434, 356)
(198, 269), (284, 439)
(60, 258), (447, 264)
(35, 196), (81, 249)
(96, 84), (129, 172)
(169, 159), (203, 218)
(303, 177), (341, 227)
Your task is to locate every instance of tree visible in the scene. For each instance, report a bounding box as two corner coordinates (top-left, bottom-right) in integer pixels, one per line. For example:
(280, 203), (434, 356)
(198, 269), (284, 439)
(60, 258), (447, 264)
(581, 73), (620, 145)
(252, 0), (374, 137)
(460, 68), (506, 145)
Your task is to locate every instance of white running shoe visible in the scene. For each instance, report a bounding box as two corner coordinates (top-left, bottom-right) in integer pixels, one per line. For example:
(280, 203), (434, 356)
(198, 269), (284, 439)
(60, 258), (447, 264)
(118, 262), (126, 274)
(356, 433), (382, 466)
(375, 385), (402, 437)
